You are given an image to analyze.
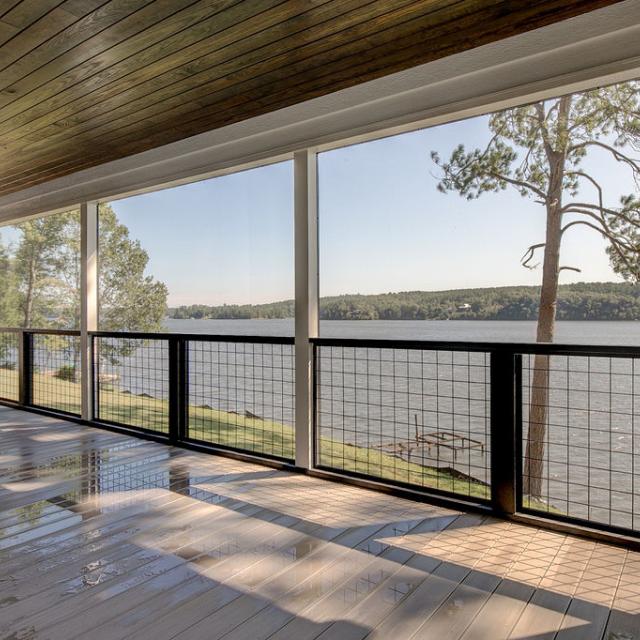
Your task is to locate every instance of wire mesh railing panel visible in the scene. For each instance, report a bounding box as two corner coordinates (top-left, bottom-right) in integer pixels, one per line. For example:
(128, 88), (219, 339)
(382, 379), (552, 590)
(0, 331), (19, 401)
(94, 336), (169, 434)
(521, 353), (640, 531)
(31, 333), (81, 415)
(315, 345), (491, 500)
(187, 340), (295, 460)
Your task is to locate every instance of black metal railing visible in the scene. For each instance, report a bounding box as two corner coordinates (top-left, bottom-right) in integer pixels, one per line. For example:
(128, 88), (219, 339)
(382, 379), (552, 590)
(313, 341), (492, 502)
(2, 327), (640, 540)
(10, 328), (82, 416)
(0, 328), (19, 402)
(520, 350), (640, 532)
(94, 333), (170, 434)
(187, 338), (295, 460)
(313, 337), (640, 538)
(91, 331), (295, 462)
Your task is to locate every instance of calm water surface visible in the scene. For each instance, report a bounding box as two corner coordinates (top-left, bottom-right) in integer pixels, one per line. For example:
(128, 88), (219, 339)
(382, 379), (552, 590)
(163, 318), (640, 344)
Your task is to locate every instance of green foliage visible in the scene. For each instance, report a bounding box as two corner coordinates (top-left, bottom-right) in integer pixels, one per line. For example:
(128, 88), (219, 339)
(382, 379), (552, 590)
(0, 244), (17, 329)
(97, 204), (168, 333)
(0, 207), (168, 353)
(54, 365), (77, 383)
(1, 213), (74, 328)
(95, 204), (169, 365)
(605, 195), (640, 280)
(168, 282), (640, 321)
(170, 300), (295, 320)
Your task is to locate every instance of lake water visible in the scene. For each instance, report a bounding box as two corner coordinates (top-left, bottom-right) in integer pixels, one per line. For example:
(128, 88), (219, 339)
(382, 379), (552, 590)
(163, 317), (640, 344)
(96, 319), (640, 527)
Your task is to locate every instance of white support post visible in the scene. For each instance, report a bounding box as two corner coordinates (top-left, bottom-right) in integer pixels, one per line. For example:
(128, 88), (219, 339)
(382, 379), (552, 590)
(294, 150), (319, 469)
(80, 202), (98, 421)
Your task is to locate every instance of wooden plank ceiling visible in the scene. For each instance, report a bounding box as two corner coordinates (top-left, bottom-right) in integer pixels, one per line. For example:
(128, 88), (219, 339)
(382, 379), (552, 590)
(0, 0), (625, 197)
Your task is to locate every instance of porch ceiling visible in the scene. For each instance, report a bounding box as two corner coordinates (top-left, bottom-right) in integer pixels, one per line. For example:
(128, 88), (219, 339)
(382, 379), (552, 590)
(0, 0), (625, 198)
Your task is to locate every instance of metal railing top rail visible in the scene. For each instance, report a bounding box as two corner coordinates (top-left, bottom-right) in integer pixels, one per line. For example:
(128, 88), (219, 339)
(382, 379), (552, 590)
(0, 329), (632, 358)
(311, 336), (640, 358)
(0, 329), (631, 356)
(90, 330), (294, 344)
(0, 327), (80, 336)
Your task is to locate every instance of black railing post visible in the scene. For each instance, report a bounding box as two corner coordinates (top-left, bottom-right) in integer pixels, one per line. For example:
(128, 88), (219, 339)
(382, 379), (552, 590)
(311, 340), (318, 468)
(168, 337), (187, 444)
(18, 331), (32, 407)
(490, 349), (518, 515)
(178, 338), (188, 441)
(514, 354), (523, 511)
(90, 334), (97, 422)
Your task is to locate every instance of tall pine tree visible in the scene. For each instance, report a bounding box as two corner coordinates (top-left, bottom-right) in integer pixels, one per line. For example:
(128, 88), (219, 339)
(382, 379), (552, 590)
(432, 80), (640, 496)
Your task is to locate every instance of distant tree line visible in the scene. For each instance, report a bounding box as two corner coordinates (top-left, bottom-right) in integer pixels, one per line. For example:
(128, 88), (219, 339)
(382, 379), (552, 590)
(168, 283), (640, 322)
(170, 300), (295, 320)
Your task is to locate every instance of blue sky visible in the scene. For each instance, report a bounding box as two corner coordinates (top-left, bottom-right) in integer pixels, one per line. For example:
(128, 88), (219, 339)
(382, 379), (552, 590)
(109, 162), (294, 306)
(107, 110), (628, 307)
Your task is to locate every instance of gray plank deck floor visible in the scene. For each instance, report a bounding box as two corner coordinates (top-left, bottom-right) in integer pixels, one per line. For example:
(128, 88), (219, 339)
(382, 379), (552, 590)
(0, 406), (638, 640)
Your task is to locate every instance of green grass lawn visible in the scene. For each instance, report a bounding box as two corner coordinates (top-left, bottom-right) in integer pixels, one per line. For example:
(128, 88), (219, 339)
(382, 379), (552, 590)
(0, 366), (18, 403)
(1, 368), (545, 502)
(98, 384), (491, 498)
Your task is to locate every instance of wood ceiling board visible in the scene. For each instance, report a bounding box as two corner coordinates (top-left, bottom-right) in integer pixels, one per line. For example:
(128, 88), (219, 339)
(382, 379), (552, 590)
(0, 22), (19, 48)
(0, 7), (77, 69)
(10, 0), (424, 151)
(0, 0), (582, 167)
(0, 0), (253, 151)
(0, 0), (620, 189)
(0, 0), (424, 184)
(0, 0), (213, 123)
(0, 0), (483, 186)
(0, 0), (62, 49)
(0, 0), (627, 196)
(0, 0), (64, 29)
(0, 0), (319, 142)
(1, 0), (616, 180)
(0, 0), (157, 85)
(0, 1), (28, 19)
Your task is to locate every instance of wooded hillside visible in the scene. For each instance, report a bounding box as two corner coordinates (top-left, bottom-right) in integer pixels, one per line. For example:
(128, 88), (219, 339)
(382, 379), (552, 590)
(169, 282), (640, 321)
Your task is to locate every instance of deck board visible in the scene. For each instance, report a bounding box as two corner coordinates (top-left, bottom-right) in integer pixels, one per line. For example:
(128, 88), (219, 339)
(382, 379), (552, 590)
(0, 406), (638, 640)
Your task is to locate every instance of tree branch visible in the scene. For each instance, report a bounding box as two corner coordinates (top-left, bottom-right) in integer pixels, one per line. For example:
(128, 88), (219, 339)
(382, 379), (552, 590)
(521, 243), (545, 269)
(488, 172), (547, 199)
(561, 216), (637, 252)
(563, 202), (640, 229)
(565, 171), (604, 211)
(561, 220), (606, 237)
(561, 219), (637, 276)
(569, 140), (640, 177)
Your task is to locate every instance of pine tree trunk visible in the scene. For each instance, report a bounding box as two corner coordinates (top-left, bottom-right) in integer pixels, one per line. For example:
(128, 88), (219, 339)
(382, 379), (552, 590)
(523, 191), (563, 497)
(22, 256), (36, 328)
